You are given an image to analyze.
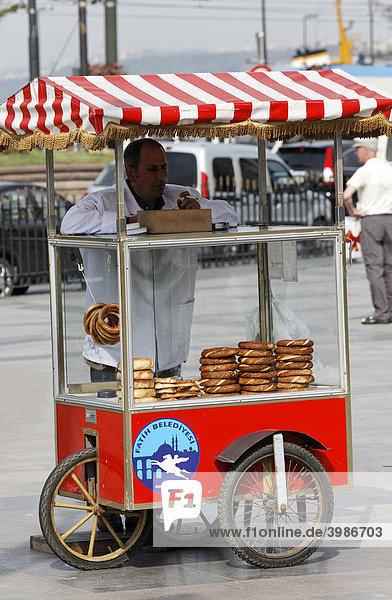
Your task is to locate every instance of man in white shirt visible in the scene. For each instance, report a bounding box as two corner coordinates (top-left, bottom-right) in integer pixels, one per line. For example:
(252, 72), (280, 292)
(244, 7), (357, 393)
(343, 137), (392, 324)
(61, 138), (238, 379)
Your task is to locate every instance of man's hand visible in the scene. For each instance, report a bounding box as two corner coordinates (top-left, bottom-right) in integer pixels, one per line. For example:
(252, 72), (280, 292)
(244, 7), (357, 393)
(177, 191), (200, 210)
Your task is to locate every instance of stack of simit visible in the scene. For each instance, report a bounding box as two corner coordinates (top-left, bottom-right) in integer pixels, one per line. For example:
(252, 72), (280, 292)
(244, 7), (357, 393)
(199, 347), (240, 396)
(236, 341), (277, 394)
(116, 358), (156, 403)
(155, 378), (204, 401)
(275, 339), (314, 390)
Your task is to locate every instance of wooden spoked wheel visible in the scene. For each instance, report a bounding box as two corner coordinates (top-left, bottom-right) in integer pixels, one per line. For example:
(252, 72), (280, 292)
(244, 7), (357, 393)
(218, 443), (334, 568)
(39, 448), (151, 570)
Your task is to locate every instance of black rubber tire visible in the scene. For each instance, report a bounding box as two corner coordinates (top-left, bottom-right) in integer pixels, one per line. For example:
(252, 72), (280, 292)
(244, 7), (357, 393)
(218, 442), (333, 568)
(39, 448), (151, 570)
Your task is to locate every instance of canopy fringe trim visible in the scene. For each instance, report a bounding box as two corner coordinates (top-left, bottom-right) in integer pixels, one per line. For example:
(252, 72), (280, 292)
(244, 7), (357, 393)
(1, 113), (392, 151)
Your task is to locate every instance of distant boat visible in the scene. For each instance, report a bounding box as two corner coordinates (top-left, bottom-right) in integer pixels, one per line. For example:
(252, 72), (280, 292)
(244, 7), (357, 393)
(291, 48), (331, 69)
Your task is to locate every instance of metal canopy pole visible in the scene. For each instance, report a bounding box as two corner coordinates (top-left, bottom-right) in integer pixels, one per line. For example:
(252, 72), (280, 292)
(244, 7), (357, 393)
(258, 139), (269, 227)
(115, 140), (126, 239)
(334, 132), (345, 226)
(46, 149), (56, 236)
(257, 138), (272, 341)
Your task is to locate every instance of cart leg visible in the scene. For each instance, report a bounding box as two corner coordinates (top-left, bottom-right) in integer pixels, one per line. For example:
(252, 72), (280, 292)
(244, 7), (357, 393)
(273, 433), (288, 513)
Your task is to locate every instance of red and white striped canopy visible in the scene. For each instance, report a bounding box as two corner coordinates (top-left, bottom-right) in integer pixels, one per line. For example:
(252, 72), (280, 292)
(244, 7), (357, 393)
(1, 68), (391, 146)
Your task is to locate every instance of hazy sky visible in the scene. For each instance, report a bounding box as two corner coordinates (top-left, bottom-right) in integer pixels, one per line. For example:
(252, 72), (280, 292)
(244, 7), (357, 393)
(0, 0), (390, 80)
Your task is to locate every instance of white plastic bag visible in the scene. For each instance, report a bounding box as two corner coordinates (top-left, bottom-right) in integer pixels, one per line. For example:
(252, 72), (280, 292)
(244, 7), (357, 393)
(245, 296), (310, 342)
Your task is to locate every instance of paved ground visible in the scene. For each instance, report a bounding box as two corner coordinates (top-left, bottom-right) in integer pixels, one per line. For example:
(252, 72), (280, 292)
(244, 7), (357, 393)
(0, 259), (392, 600)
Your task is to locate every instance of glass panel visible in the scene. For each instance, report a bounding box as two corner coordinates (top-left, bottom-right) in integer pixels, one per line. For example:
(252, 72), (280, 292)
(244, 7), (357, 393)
(60, 245), (120, 403)
(127, 236), (342, 406)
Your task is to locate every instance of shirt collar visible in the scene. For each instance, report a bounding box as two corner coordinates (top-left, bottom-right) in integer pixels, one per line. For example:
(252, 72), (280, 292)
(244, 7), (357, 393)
(126, 179), (164, 210)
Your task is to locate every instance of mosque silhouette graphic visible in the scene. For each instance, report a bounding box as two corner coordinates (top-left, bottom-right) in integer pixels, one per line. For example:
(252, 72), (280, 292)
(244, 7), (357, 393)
(132, 419), (200, 491)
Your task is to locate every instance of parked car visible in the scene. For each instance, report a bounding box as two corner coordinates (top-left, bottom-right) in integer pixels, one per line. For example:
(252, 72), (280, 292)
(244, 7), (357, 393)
(276, 138), (356, 185)
(0, 183), (71, 298)
(87, 141), (332, 226)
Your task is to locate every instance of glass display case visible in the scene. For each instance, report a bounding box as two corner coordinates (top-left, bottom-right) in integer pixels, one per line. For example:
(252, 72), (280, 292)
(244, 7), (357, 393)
(51, 227), (348, 411)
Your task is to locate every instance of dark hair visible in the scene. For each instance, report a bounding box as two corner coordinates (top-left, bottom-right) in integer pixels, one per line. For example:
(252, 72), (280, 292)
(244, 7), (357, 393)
(124, 138), (165, 169)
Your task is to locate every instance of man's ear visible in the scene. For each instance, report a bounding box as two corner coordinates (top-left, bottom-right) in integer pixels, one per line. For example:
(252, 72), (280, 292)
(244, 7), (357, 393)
(126, 166), (136, 182)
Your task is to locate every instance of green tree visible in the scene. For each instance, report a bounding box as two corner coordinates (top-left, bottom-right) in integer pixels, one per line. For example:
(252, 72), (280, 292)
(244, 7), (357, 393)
(0, 1), (25, 19)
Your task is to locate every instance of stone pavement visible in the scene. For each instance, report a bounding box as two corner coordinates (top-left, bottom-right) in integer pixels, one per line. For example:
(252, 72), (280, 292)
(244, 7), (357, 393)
(0, 260), (391, 600)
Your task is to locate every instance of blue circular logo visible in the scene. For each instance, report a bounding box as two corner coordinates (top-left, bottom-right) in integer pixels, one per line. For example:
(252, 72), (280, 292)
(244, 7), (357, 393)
(132, 418), (200, 491)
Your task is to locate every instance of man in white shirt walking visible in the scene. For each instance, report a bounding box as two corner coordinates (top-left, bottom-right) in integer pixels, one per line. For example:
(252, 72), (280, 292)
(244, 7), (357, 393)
(343, 137), (392, 324)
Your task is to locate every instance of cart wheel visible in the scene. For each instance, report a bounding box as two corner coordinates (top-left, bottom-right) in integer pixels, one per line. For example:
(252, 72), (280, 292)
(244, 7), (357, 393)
(39, 448), (151, 570)
(218, 442), (333, 568)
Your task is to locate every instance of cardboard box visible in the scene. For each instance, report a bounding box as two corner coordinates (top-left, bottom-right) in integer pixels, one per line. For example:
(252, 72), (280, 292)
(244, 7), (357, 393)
(137, 209), (212, 234)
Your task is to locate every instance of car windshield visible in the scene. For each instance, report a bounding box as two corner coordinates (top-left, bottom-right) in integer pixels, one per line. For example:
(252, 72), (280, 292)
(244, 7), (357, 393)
(166, 152), (197, 187)
(94, 163), (116, 187)
(94, 153), (198, 189)
(278, 148), (327, 172)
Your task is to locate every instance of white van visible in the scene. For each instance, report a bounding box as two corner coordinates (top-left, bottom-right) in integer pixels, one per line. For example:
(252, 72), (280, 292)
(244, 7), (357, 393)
(87, 140), (331, 226)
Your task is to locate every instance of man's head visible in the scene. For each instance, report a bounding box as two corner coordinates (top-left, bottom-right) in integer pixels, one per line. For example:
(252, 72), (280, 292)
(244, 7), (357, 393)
(353, 137), (378, 164)
(124, 138), (167, 206)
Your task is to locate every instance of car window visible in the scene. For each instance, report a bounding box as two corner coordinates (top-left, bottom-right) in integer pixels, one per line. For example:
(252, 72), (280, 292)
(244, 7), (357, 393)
(213, 157), (235, 192)
(240, 158), (258, 191)
(166, 152), (197, 187)
(0, 188), (34, 220)
(94, 163), (116, 187)
(267, 160), (296, 188)
(278, 148), (326, 172)
(343, 148), (361, 169)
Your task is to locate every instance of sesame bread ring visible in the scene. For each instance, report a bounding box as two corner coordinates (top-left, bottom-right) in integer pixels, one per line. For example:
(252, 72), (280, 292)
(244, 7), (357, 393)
(204, 384), (240, 394)
(276, 369), (313, 377)
(134, 388), (156, 398)
(201, 347), (238, 358)
(239, 371), (277, 379)
(236, 349), (273, 357)
(156, 387), (177, 394)
(83, 302), (105, 334)
(89, 311), (104, 344)
(239, 377), (271, 385)
(276, 339), (314, 347)
(238, 363), (276, 372)
(134, 397), (156, 404)
(275, 346), (313, 355)
(133, 358), (154, 370)
(277, 382), (309, 390)
(241, 383), (277, 392)
(199, 357), (237, 365)
(276, 361), (313, 370)
(275, 354), (313, 362)
(278, 375), (314, 384)
(238, 341), (275, 349)
(134, 380), (155, 389)
(134, 369), (154, 380)
(200, 363), (238, 372)
(97, 303), (120, 337)
(199, 370), (238, 379)
(155, 377), (178, 384)
(200, 378), (238, 387)
(239, 356), (276, 365)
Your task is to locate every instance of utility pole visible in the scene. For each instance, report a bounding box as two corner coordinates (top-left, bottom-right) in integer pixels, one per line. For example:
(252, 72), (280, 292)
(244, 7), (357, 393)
(369, 0), (374, 65)
(28, 0), (40, 79)
(258, 0), (267, 64)
(78, 0), (88, 75)
(105, 0), (117, 64)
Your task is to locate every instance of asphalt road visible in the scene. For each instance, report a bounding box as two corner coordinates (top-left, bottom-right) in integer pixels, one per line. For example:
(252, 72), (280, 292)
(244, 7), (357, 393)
(0, 259), (392, 600)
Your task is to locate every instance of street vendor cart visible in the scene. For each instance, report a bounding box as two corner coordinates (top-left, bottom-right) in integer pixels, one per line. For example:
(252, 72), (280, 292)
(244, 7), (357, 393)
(1, 68), (392, 571)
